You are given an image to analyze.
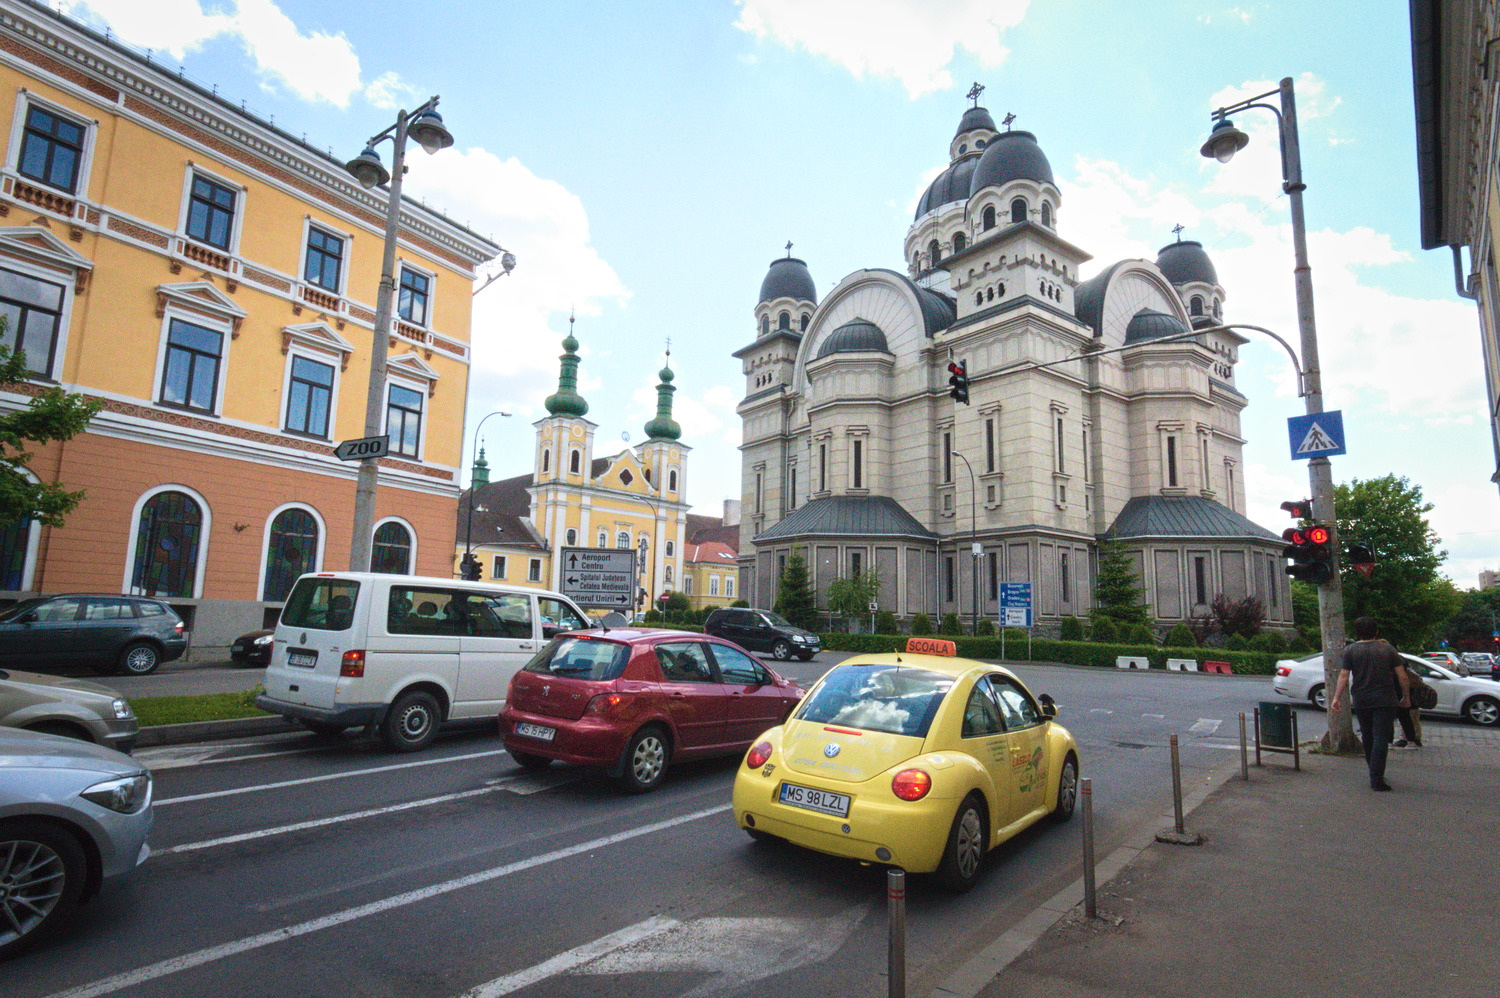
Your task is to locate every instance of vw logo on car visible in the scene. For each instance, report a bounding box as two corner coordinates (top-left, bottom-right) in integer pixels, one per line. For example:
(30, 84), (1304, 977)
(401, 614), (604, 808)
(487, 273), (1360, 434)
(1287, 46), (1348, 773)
(823, 743), (841, 758)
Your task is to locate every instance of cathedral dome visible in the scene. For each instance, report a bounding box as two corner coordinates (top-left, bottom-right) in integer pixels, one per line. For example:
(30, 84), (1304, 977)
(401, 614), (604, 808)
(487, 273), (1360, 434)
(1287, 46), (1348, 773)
(816, 318), (890, 358)
(955, 106), (997, 138)
(969, 130), (1054, 195)
(1125, 308), (1192, 344)
(914, 154), (982, 219)
(759, 256), (817, 305)
(1156, 239), (1219, 286)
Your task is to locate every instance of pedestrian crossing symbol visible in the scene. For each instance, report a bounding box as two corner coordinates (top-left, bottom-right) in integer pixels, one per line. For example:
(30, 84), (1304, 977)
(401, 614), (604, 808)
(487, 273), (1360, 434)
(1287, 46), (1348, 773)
(1286, 410), (1346, 460)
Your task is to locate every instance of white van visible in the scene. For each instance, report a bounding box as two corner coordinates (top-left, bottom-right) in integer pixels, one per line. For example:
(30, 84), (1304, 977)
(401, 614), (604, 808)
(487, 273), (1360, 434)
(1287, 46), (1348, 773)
(256, 572), (592, 752)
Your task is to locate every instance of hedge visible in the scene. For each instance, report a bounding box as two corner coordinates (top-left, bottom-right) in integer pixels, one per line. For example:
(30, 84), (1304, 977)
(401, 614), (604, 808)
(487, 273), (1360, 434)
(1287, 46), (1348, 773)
(816, 632), (1280, 675)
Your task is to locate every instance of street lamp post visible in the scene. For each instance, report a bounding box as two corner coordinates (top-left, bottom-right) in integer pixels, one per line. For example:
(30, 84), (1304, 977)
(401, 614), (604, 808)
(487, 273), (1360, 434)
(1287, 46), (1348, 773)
(951, 450), (979, 636)
(1203, 76), (1354, 752)
(344, 95), (455, 572)
(461, 410), (512, 579)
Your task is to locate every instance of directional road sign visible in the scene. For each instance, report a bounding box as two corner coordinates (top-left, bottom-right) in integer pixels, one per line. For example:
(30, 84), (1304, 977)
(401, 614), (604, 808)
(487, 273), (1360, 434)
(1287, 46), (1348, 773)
(559, 547), (637, 608)
(1287, 410), (1346, 460)
(1000, 582), (1033, 628)
(334, 434), (390, 461)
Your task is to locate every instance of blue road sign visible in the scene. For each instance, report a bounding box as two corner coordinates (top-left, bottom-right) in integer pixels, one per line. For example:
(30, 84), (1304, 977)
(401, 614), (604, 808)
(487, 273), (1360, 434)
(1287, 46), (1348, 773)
(1000, 583), (1033, 628)
(1287, 410), (1346, 460)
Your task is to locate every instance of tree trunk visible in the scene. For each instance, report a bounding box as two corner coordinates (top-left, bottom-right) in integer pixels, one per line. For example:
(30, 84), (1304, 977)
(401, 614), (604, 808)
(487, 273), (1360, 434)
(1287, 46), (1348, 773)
(1320, 657), (1361, 753)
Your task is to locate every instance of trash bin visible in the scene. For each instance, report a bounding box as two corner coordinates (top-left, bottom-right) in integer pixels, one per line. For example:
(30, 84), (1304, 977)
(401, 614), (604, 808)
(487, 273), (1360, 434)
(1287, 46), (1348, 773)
(1258, 701), (1294, 749)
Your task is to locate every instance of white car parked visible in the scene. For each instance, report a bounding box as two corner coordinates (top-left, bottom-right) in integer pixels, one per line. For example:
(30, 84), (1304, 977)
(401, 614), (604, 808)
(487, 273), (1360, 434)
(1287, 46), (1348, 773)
(1271, 652), (1500, 727)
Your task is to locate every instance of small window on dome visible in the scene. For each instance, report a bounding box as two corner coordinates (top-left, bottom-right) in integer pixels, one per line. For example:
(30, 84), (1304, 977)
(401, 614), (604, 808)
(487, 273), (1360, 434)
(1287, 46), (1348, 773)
(927, 239), (940, 266)
(1041, 202), (1053, 227)
(953, 233), (967, 253)
(987, 287), (994, 301)
(800, 313), (809, 331)
(976, 138), (986, 149)
(975, 292), (984, 307)
(982, 205), (996, 231)
(1190, 296), (1204, 316)
(1010, 198), (1027, 224)
(1213, 299), (1222, 318)
(958, 143), (967, 155)
(778, 311), (790, 330)
(760, 315), (769, 337)
(569, 449), (581, 473)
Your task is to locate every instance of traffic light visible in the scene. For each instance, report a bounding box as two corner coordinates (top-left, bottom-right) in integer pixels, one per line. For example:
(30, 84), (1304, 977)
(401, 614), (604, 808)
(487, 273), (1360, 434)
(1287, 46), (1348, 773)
(1280, 498), (1313, 520)
(458, 553), (481, 581)
(1284, 523), (1335, 584)
(947, 359), (970, 404)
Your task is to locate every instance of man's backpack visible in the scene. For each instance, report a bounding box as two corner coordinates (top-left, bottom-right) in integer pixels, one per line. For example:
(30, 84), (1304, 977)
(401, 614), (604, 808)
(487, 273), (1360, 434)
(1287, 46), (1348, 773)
(1410, 677), (1438, 710)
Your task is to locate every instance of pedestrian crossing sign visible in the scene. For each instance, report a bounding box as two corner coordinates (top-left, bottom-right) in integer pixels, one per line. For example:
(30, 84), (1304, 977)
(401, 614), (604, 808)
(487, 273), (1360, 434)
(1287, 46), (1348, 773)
(1286, 410), (1346, 460)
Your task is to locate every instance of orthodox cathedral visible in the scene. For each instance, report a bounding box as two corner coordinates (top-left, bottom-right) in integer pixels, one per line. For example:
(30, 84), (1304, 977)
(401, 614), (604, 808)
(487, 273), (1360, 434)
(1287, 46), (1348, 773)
(733, 98), (1292, 633)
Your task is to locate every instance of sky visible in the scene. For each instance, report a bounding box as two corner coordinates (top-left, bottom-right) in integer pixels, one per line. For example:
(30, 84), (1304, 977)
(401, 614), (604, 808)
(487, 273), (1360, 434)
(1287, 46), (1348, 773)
(53, 0), (1500, 586)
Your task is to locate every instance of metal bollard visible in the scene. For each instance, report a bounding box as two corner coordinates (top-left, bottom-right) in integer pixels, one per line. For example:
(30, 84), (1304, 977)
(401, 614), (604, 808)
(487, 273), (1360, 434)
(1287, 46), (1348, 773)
(1239, 712), (1249, 781)
(1080, 777), (1096, 919)
(1169, 733), (1184, 835)
(888, 868), (906, 998)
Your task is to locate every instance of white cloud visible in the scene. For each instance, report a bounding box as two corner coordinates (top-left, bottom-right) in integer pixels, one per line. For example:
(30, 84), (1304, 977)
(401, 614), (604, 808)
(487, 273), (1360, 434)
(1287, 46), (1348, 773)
(57, 0), (230, 56)
(364, 71), (422, 111)
(734, 0), (1030, 98)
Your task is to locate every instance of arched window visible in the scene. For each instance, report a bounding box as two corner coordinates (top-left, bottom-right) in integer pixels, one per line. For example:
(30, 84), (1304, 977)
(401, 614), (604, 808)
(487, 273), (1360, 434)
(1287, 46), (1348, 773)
(953, 232), (967, 253)
(1010, 198), (1027, 224)
(982, 205), (996, 230)
(1041, 202), (1053, 227)
(1213, 299), (1222, 318)
(616, 531), (630, 549)
(668, 469), (678, 492)
(565, 528), (578, 546)
(131, 490), (203, 597)
(800, 313), (810, 331)
(778, 311), (790, 330)
(1190, 295), (1204, 316)
(597, 529), (608, 547)
(263, 507), (318, 601)
(541, 448), (551, 474)
(760, 314), (769, 337)
(927, 239), (940, 266)
(975, 292), (984, 307)
(664, 566), (673, 584)
(569, 449), (581, 473)
(372, 521), (412, 574)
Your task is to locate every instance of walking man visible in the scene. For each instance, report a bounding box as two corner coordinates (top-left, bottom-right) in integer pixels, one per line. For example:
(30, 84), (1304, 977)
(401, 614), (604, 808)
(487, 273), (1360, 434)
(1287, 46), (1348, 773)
(1330, 616), (1411, 791)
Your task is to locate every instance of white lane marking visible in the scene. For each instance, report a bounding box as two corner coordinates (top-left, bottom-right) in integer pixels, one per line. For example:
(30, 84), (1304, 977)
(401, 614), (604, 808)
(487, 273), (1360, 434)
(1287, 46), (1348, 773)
(156, 781), (514, 856)
(502, 770), (579, 795)
(153, 749), (509, 805)
(39, 803), (733, 998)
(137, 742), (315, 771)
(460, 917), (681, 997)
(1089, 709), (1114, 715)
(1143, 713), (1165, 720)
(1189, 718), (1222, 734)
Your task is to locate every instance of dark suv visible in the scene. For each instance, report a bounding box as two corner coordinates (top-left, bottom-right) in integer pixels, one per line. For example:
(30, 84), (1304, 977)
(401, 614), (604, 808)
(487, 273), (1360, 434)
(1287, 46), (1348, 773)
(703, 607), (821, 661)
(0, 595), (187, 675)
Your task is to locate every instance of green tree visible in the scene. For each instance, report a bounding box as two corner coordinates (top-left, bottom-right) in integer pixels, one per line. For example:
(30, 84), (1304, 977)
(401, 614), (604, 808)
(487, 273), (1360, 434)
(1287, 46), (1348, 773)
(825, 569), (882, 630)
(1334, 475), (1461, 650)
(939, 611), (964, 636)
(0, 341), (100, 526)
(1091, 541), (1151, 628)
(1290, 581), (1321, 647)
(773, 551), (818, 630)
(1439, 586), (1500, 651)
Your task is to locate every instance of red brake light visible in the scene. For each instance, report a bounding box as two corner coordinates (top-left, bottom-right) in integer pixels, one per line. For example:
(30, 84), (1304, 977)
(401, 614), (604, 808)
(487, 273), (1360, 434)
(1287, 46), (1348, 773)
(340, 650), (365, 677)
(1276, 666), (1291, 677)
(585, 693), (625, 716)
(746, 741), (773, 768)
(891, 769), (932, 801)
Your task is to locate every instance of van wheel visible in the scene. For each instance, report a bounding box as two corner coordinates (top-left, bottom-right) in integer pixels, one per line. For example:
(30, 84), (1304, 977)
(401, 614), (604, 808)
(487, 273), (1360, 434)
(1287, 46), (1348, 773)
(616, 726), (668, 793)
(771, 640), (792, 661)
(380, 690), (440, 752)
(116, 642), (161, 676)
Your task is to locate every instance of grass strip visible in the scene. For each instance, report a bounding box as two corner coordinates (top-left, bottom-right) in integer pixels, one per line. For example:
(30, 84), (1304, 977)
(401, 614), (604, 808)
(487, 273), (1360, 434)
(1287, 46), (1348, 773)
(130, 686), (270, 727)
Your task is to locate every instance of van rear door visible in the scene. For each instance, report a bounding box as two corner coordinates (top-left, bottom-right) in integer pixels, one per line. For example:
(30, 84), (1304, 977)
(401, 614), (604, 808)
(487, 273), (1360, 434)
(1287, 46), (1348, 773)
(455, 590), (539, 717)
(266, 576), (362, 710)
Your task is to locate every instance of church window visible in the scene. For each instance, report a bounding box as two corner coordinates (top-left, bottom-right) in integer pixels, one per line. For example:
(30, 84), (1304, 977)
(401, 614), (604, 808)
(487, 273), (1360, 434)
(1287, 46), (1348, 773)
(755, 472), (763, 513)
(1060, 552), (1070, 603)
(1212, 299), (1222, 318)
(1081, 426), (1090, 482)
(760, 315), (769, 337)
(984, 418), (996, 473)
(1166, 436), (1180, 487)
(788, 466), (797, 509)
(1010, 198), (1027, 224)
(1055, 417), (1065, 473)
(982, 205), (996, 230)
(987, 552), (998, 599)
(665, 540), (674, 557)
(597, 529), (607, 546)
(616, 531), (630, 548)
(1041, 201), (1053, 228)
(778, 311), (790, 330)
(644, 468), (652, 484)
(818, 444), (827, 492)
(1201, 437), (1212, 489)
(800, 313), (810, 331)
(541, 448), (551, 474)
(927, 239), (940, 266)
(1190, 296), (1204, 316)
(976, 293), (984, 307)
(942, 432), (952, 483)
(850, 551), (861, 576)
(953, 232), (967, 253)
(565, 528), (577, 546)
(997, 282), (1006, 296)
(958, 143), (967, 155)
(944, 556), (955, 602)
(1193, 556), (1208, 606)
(852, 439), (863, 489)
(668, 469), (678, 492)
(620, 469), (633, 486)
(569, 449), (581, 473)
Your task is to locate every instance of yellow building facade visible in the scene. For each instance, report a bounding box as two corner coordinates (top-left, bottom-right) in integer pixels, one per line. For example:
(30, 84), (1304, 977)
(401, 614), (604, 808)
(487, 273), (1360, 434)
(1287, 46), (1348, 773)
(0, 1), (499, 652)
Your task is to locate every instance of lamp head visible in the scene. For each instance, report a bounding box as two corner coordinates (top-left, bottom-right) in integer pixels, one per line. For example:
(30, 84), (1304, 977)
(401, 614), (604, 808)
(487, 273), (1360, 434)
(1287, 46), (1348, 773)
(346, 145), (390, 188)
(408, 108), (454, 155)
(1200, 117), (1249, 164)
(500, 250), (517, 274)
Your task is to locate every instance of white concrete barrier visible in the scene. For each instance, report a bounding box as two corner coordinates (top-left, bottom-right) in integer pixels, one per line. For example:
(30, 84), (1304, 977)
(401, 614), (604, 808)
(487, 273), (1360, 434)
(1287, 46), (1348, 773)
(1166, 658), (1199, 672)
(1115, 656), (1149, 670)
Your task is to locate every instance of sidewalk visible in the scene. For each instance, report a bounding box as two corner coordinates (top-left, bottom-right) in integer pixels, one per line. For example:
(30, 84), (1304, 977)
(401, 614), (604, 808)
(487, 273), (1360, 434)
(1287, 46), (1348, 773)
(965, 723), (1500, 998)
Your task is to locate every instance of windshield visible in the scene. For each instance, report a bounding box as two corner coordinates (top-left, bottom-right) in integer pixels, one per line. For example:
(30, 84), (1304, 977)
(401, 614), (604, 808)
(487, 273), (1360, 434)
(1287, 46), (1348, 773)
(760, 610), (794, 628)
(0, 598), (47, 623)
(281, 578), (359, 631)
(793, 664), (953, 738)
(524, 636), (631, 681)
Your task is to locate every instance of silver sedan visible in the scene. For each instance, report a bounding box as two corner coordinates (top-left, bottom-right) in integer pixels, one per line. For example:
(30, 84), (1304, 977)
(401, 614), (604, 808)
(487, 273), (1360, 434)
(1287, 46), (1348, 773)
(0, 668), (138, 752)
(1271, 651), (1500, 726)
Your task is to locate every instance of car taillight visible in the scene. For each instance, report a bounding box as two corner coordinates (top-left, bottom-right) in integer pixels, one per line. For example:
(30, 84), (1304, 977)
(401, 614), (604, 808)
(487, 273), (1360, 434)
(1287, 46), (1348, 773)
(1276, 666), (1291, 677)
(585, 693), (625, 716)
(174, 621), (184, 635)
(746, 741), (773, 768)
(891, 769), (932, 801)
(340, 650), (365, 677)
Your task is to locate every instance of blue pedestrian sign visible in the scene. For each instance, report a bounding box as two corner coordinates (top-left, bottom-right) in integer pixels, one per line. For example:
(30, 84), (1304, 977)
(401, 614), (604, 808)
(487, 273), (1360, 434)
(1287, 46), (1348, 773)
(1287, 411), (1346, 460)
(1000, 583), (1032, 628)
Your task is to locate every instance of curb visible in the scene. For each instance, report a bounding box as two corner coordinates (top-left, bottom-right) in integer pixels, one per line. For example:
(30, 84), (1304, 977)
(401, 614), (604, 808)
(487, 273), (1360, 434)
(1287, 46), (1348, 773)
(135, 715), (293, 747)
(926, 755), (1244, 998)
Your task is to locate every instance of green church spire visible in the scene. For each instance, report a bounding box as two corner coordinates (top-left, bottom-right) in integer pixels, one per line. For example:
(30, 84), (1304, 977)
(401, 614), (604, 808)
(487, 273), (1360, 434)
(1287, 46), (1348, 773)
(643, 351), (681, 441)
(471, 445), (490, 487)
(543, 313), (589, 417)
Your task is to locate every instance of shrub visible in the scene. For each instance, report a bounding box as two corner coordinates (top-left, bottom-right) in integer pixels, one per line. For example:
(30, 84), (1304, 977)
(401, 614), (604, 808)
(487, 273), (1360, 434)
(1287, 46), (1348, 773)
(1092, 617), (1118, 643)
(939, 612), (965, 636)
(730, 598), (749, 608)
(1059, 616), (1085, 641)
(875, 610), (899, 634)
(643, 609), (663, 623)
(910, 613), (934, 636)
(1225, 633), (1249, 651)
(1127, 623), (1156, 645)
(1288, 631), (1314, 654)
(1249, 631), (1288, 654)
(1165, 622), (1196, 648)
(974, 617), (995, 637)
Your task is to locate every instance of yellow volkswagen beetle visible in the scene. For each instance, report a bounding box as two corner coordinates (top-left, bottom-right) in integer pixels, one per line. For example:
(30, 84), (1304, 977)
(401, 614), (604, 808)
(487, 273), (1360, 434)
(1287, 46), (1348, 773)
(731, 640), (1079, 891)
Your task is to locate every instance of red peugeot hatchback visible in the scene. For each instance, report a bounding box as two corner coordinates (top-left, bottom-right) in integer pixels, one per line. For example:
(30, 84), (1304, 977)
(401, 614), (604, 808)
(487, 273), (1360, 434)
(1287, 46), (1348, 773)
(499, 628), (803, 792)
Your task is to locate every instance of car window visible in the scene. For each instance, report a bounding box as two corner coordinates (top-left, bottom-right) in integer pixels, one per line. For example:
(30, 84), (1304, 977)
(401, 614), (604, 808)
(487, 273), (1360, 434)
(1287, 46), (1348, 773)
(0, 598), (47, 623)
(961, 682), (1004, 737)
(84, 598), (136, 620)
(711, 644), (770, 686)
(282, 578), (359, 631)
(988, 676), (1042, 730)
(385, 586), (470, 637)
(137, 601), (166, 617)
(762, 610), (794, 628)
(524, 636), (630, 680)
(538, 597), (588, 637)
(33, 597), (86, 622)
(794, 664), (952, 738)
(656, 641), (718, 683)
(1403, 658), (1441, 679)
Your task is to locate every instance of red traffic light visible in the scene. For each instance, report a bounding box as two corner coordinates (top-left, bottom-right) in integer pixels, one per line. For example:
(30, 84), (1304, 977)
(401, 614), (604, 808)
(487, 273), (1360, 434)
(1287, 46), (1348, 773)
(1280, 499), (1313, 519)
(947, 361), (964, 376)
(1305, 525), (1331, 545)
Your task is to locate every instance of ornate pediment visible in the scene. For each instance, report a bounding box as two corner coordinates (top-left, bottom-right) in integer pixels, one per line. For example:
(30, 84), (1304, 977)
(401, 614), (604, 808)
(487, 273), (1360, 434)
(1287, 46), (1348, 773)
(0, 225), (94, 292)
(386, 351), (440, 395)
(155, 280), (248, 336)
(281, 321), (356, 370)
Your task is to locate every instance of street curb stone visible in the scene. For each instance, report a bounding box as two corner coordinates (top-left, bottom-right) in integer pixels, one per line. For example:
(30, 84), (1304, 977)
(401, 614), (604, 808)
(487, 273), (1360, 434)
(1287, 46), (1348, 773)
(135, 715), (294, 747)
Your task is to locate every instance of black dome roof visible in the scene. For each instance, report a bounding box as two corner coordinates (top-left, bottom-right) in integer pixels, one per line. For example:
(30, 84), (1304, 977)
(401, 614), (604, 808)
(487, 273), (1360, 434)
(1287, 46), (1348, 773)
(915, 154), (982, 219)
(969, 130), (1054, 195)
(759, 257), (817, 305)
(955, 106), (997, 137)
(1125, 308), (1192, 344)
(816, 319), (890, 359)
(1156, 240), (1219, 286)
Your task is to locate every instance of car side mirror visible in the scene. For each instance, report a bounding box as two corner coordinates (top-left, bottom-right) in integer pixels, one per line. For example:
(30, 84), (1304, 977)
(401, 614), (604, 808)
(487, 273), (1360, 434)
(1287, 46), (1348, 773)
(19, 611), (37, 624)
(1038, 693), (1058, 719)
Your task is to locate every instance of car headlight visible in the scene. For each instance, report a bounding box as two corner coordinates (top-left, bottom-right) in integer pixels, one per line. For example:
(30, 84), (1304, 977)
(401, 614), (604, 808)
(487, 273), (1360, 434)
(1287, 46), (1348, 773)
(253, 634), (274, 646)
(81, 773), (152, 814)
(112, 698), (133, 719)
